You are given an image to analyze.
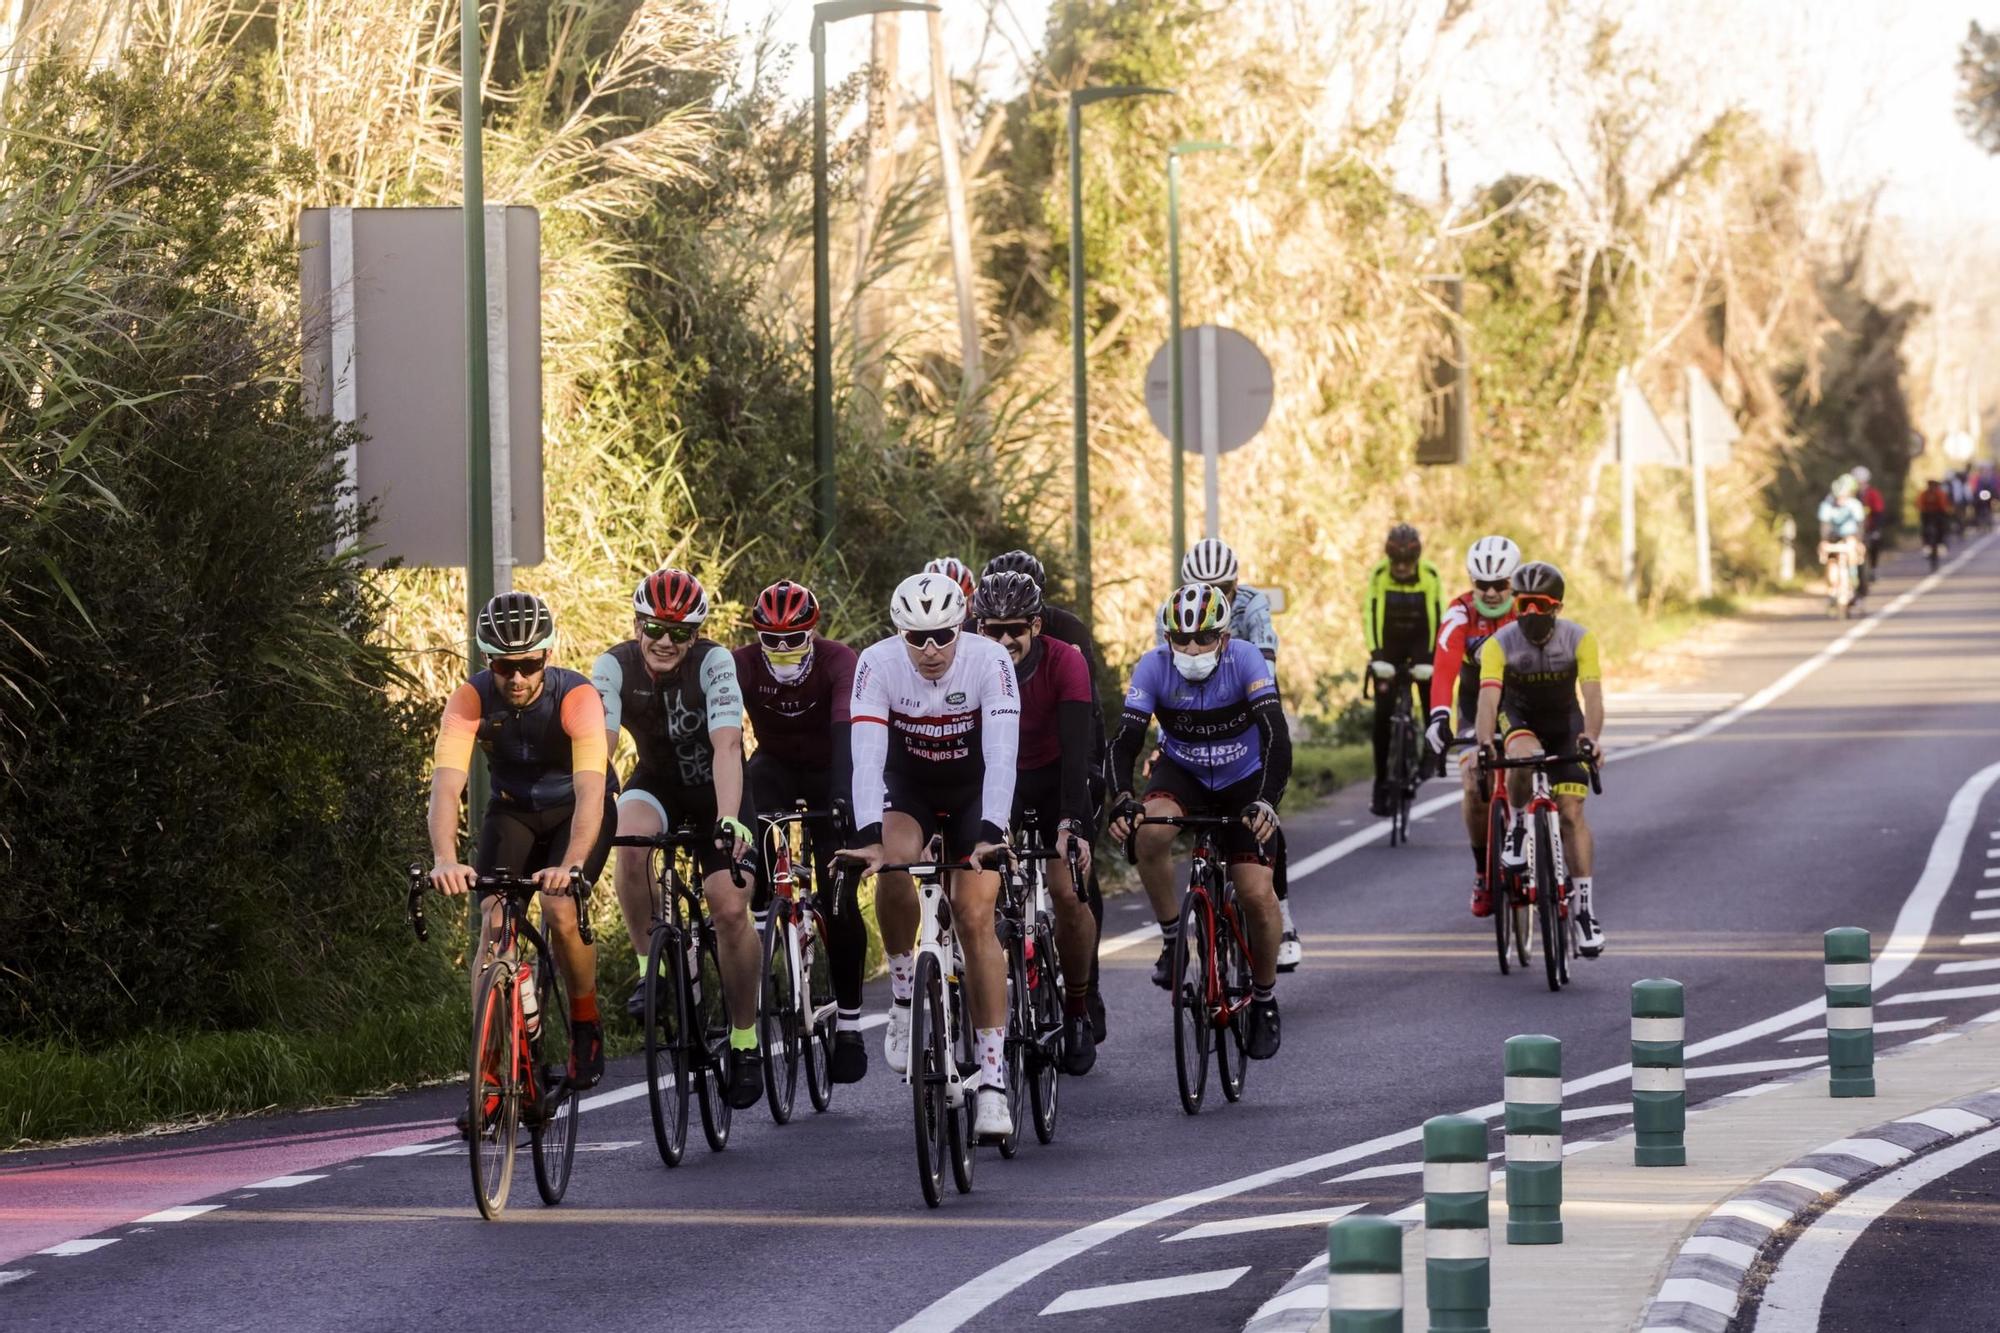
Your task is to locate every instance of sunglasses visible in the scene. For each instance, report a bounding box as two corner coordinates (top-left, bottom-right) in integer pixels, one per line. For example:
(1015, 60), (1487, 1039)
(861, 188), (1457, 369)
(1474, 579), (1511, 594)
(1167, 630), (1222, 649)
(759, 630), (811, 652)
(902, 627), (959, 650)
(640, 619), (696, 644)
(489, 655), (547, 679)
(979, 620), (1033, 641)
(1514, 596), (1559, 615)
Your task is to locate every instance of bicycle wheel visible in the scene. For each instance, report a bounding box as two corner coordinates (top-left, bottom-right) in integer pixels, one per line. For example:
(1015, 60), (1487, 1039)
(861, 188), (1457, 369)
(1487, 794), (1511, 976)
(1028, 920), (1062, 1145)
(1534, 812), (1564, 993)
(803, 912), (835, 1113)
(468, 963), (521, 1219)
(1387, 717), (1411, 847)
(531, 949), (579, 1205)
(761, 906), (801, 1125)
(910, 952), (948, 1208)
(998, 933), (1028, 1160)
(1513, 893), (1532, 967)
(1170, 889), (1213, 1115)
(948, 972), (976, 1195)
(1216, 906), (1251, 1104)
(644, 919), (691, 1167)
(694, 922), (733, 1152)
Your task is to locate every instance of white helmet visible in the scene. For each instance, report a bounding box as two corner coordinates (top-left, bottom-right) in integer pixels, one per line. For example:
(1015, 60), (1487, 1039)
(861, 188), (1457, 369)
(1181, 537), (1239, 585)
(1851, 466), (1871, 486)
(1465, 535), (1522, 583)
(889, 572), (965, 633)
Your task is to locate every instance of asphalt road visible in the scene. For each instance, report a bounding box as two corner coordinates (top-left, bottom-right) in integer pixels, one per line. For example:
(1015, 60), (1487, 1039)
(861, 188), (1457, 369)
(5, 534), (2000, 1333)
(1817, 1138), (2000, 1333)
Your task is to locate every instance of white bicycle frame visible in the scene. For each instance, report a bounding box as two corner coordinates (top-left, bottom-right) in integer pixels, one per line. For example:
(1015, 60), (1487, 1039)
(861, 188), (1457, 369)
(1517, 766), (1575, 957)
(763, 810), (839, 1045)
(909, 863), (972, 1110)
(1819, 536), (1863, 610)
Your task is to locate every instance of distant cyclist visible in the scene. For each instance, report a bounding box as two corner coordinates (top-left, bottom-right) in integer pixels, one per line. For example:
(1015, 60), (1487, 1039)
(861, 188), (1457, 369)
(1426, 535), (1520, 918)
(1918, 478), (1952, 558)
(1111, 583), (1290, 1059)
(1852, 466), (1885, 579)
(1818, 475), (1868, 608)
(1474, 562), (1606, 957)
(1362, 523), (1443, 817)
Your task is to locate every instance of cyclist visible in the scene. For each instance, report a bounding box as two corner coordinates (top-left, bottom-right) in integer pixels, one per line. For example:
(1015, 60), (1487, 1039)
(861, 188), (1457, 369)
(429, 591), (614, 1111)
(971, 571), (1100, 1075)
(591, 569), (764, 1110)
(1852, 466), (1885, 580)
(847, 572), (1021, 1140)
(983, 550), (1115, 1045)
(1110, 583), (1290, 1059)
(732, 579), (869, 1084)
(1818, 475), (1868, 607)
(1473, 561), (1606, 957)
(924, 555), (977, 611)
(1362, 523), (1443, 817)
(1918, 478), (1952, 557)
(1425, 534), (1520, 918)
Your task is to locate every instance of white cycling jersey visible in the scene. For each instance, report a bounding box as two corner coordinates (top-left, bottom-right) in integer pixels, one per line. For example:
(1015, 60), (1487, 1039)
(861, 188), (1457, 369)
(849, 632), (1021, 835)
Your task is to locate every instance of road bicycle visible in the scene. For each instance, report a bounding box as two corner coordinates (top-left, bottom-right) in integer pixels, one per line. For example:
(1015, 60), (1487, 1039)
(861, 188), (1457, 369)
(757, 801), (842, 1121)
(1127, 813), (1257, 1114)
(1921, 512), (1949, 570)
(611, 828), (744, 1167)
(407, 865), (589, 1219)
(1478, 749), (1603, 993)
(996, 816), (1073, 1154)
(1439, 735), (1533, 977)
(1818, 535), (1865, 618)
(1377, 660), (1434, 846)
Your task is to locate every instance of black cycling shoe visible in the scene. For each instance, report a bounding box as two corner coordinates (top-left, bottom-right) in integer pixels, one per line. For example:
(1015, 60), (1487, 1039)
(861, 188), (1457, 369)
(1151, 941), (1175, 989)
(830, 1031), (868, 1084)
(1369, 780), (1391, 817)
(625, 974), (665, 1024)
(1087, 988), (1108, 1045)
(568, 1019), (605, 1090)
(1061, 1013), (1097, 1076)
(726, 1049), (765, 1108)
(1245, 997), (1281, 1060)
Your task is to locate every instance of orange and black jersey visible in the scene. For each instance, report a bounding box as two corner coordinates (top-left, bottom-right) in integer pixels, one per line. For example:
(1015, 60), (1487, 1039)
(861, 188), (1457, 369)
(433, 667), (609, 812)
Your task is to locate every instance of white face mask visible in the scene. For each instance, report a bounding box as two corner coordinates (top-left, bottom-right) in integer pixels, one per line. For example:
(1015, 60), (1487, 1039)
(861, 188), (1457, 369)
(1173, 648), (1221, 681)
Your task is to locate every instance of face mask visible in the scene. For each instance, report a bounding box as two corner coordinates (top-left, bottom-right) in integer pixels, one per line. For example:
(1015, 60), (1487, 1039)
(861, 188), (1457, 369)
(1475, 594), (1511, 619)
(1173, 648), (1221, 681)
(1519, 613), (1556, 645)
(763, 644), (813, 684)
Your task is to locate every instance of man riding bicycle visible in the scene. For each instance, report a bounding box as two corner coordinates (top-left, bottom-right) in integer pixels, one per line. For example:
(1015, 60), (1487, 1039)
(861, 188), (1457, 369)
(591, 569), (765, 1110)
(1473, 561), (1606, 957)
(1363, 524), (1443, 818)
(1110, 583), (1290, 1060)
(971, 570), (1101, 1076)
(732, 579), (869, 1084)
(429, 591), (614, 1112)
(1818, 475), (1868, 608)
(1919, 478), (1952, 556)
(1426, 535), (1521, 919)
(847, 572), (1021, 1140)
(1853, 466), (1886, 579)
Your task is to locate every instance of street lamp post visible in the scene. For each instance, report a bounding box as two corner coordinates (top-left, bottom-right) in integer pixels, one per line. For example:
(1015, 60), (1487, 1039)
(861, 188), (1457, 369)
(1166, 140), (1234, 583)
(1068, 85), (1170, 631)
(462, 0), (493, 824)
(811, 0), (938, 548)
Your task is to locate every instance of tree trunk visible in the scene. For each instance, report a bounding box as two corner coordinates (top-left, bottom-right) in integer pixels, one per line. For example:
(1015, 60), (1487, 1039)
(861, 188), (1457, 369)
(928, 8), (982, 402)
(851, 11), (898, 398)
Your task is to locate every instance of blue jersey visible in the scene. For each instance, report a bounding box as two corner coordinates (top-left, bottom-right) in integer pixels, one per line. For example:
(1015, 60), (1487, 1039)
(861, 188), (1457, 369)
(1123, 638), (1279, 791)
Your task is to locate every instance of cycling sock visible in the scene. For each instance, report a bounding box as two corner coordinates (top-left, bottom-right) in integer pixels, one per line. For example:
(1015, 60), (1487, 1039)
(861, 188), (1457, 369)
(837, 1007), (862, 1033)
(729, 1023), (760, 1052)
(1158, 916), (1180, 942)
(887, 951), (915, 1003)
(1278, 898), (1298, 932)
(751, 907), (769, 932)
(1064, 990), (1091, 1019)
(570, 992), (599, 1024)
(1470, 844), (1485, 870)
(1574, 876), (1594, 909)
(976, 1027), (1005, 1087)
(1252, 982), (1275, 1004)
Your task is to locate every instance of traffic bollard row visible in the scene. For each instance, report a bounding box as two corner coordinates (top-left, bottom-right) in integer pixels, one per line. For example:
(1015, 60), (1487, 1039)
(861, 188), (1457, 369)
(1631, 978), (1687, 1167)
(1502, 1034), (1563, 1244)
(1423, 1114), (1490, 1333)
(1327, 1216), (1404, 1332)
(1824, 927), (1875, 1097)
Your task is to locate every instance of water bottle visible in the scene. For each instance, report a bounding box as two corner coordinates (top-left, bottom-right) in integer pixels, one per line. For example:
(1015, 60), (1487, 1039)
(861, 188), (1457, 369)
(519, 963), (541, 1038)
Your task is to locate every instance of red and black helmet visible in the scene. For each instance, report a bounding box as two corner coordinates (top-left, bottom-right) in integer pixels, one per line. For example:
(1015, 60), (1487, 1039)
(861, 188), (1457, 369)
(1384, 522), (1423, 560)
(924, 556), (976, 602)
(752, 579), (820, 634)
(633, 568), (709, 624)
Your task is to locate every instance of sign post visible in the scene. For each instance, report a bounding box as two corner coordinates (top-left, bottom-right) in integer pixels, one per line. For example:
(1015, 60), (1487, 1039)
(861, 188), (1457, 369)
(1144, 326), (1273, 558)
(1164, 140), (1235, 582)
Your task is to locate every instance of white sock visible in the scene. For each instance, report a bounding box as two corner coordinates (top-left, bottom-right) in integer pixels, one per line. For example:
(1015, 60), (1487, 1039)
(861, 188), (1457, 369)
(888, 951), (914, 1003)
(976, 1026), (1006, 1089)
(837, 1008), (861, 1033)
(1279, 899), (1297, 932)
(1575, 877), (1594, 912)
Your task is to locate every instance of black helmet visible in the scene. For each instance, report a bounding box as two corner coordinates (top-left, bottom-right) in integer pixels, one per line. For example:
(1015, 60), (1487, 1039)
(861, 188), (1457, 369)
(477, 591), (557, 655)
(982, 549), (1047, 590)
(971, 570), (1042, 622)
(1385, 523), (1422, 559)
(1511, 561), (1565, 603)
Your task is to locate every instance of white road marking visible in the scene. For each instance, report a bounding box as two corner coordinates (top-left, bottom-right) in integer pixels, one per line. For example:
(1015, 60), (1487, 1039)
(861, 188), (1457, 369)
(133, 1205), (223, 1223)
(1882, 981), (2000, 1006)
(1562, 1103), (1632, 1122)
(243, 1175), (326, 1189)
(1977, 887), (2000, 896)
(1037, 1266), (1251, 1315)
(859, 1013), (889, 1032)
(1658, 1277), (1743, 1316)
(1098, 923), (1162, 958)
(1163, 1204), (1363, 1243)
(1325, 1160), (1424, 1183)
(1957, 932), (2000, 946)
(1754, 1126), (2000, 1332)
(38, 1240), (118, 1257)
(1983, 868), (2000, 878)
(0, 1271), (31, 1287)
(1971, 908), (2000, 920)
(571, 1140), (642, 1152)
(1779, 1016), (1942, 1041)
(369, 1142), (452, 1157)
(1936, 957), (2000, 975)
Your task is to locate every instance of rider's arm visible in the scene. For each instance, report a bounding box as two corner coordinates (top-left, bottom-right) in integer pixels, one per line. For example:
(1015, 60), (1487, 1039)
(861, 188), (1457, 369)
(558, 686), (609, 869)
(848, 648), (891, 844)
(589, 650), (624, 759)
(699, 647), (748, 834)
(976, 646), (1022, 844)
(1360, 566), (1382, 655)
(1576, 630), (1604, 745)
(826, 641), (857, 818)
(1108, 654), (1162, 795)
(428, 684), (480, 863)
(1474, 636), (1504, 747)
(1250, 693), (1291, 808)
(1429, 603), (1469, 715)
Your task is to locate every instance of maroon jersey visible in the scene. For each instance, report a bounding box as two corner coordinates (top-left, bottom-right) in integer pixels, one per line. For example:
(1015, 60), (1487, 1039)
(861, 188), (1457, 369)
(733, 637), (857, 769)
(1016, 636), (1092, 770)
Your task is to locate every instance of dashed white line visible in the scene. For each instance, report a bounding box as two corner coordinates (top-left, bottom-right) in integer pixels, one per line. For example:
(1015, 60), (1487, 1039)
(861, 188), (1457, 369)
(1977, 887), (2000, 897)
(244, 1175), (326, 1189)
(1971, 909), (2000, 920)
(1935, 957), (2000, 975)
(0, 1270), (33, 1286)
(38, 1240), (118, 1257)
(1882, 981), (2000, 1006)
(1164, 1204), (1363, 1243)
(1098, 924), (1162, 958)
(1038, 1267), (1251, 1315)
(369, 1142), (451, 1157)
(1958, 932), (2000, 946)
(134, 1205), (224, 1223)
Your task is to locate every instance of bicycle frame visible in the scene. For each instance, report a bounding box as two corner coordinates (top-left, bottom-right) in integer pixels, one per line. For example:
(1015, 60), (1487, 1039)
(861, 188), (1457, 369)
(611, 828), (737, 1079)
(1134, 815), (1256, 1029)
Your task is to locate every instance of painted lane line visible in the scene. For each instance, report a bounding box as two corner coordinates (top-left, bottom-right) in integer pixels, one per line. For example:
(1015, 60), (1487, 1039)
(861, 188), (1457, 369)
(133, 1205), (223, 1223)
(859, 1013), (889, 1032)
(1164, 1204), (1364, 1243)
(368, 1142), (452, 1157)
(1779, 1016), (1942, 1041)
(1971, 909), (2000, 920)
(1978, 887), (2000, 897)
(38, 1239), (118, 1257)
(1975, 1008), (2000, 1024)
(1958, 932), (2000, 946)
(1983, 868), (2000, 878)
(1754, 1127), (2000, 1332)
(1325, 1161), (1424, 1183)
(243, 1175), (327, 1189)
(1935, 957), (2000, 975)
(1037, 1266), (1251, 1316)
(1098, 924), (1162, 958)
(1901, 1033), (1964, 1047)
(0, 1270), (29, 1287)
(1881, 981), (2000, 1006)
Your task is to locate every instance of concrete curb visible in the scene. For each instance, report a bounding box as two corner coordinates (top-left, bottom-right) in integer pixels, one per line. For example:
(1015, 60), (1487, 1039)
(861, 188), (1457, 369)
(1636, 1084), (2000, 1333)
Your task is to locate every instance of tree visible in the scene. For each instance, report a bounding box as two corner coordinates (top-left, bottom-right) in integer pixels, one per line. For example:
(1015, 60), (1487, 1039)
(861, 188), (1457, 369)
(1957, 21), (2000, 154)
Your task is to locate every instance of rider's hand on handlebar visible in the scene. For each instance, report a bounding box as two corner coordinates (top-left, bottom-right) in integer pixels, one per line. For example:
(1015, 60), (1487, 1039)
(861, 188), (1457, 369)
(1367, 656), (1397, 682)
(841, 843), (886, 877)
(1425, 707), (1453, 756)
(1241, 799), (1280, 845)
(1058, 820), (1094, 882)
(968, 841), (1010, 873)
(1576, 734), (1600, 762)
(1106, 793), (1141, 843)
(431, 861), (477, 896)
(531, 864), (582, 895)
(714, 815), (753, 861)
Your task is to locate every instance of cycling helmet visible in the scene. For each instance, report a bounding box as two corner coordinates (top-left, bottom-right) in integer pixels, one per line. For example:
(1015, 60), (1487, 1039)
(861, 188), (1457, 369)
(1465, 535), (1521, 582)
(1511, 561), (1565, 604)
(1851, 466), (1872, 486)
(1180, 537), (1239, 585)
(971, 571), (1042, 622)
(1164, 582), (1232, 634)
(1385, 523), (1423, 560)
(751, 579), (820, 634)
(633, 568), (709, 624)
(923, 556), (976, 601)
(477, 591), (557, 655)
(890, 572), (966, 632)
(982, 549), (1047, 590)
(1831, 474), (1859, 499)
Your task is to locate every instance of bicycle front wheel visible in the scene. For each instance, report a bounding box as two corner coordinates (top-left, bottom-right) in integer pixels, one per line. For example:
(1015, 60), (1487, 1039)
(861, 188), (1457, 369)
(1534, 812), (1564, 993)
(1028, 920), (1062, 1145)
(803, 914), (835, 1113)
(998, 933), (1028, 1160)
(911, 952), (948, 1208)
(644, 922), (691, 1168)
(1171, 890), (1213, 1115)
(694, 923), (733, 1152)
(1487, 795), (1511, 976)
(948, 973), (976, 1194)
(761, 908), (801, 1125)
(1387, 718), (1411, 847)
(1216, 905), (1251, 1104)
(531, 952), (579, 1205)
(468, 964), (521, 1219)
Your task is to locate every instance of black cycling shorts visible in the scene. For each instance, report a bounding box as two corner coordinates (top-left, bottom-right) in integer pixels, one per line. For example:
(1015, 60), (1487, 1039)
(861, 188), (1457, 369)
(884, 769), (988, 862)
(1496, 713), (1588, 799)
(1141, 754), (1270, 866)
(1011, 761), (1068, 847)
(475, 789), (617, 885)
(745, 752), (843, 873)
(618, 766), (756, 880)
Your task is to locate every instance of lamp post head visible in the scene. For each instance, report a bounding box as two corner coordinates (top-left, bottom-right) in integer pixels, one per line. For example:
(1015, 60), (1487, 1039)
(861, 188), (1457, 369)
(1171, 140), (1236, 158)
(813, 0), (938, 24)
(1072, 85), (1175, 108)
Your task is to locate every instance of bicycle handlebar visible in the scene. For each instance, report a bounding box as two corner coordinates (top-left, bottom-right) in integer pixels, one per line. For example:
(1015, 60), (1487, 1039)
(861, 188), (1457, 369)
(1476, 748), (1604, 796)
(610, 826), (747, 888)
(406, 865), (594, 944)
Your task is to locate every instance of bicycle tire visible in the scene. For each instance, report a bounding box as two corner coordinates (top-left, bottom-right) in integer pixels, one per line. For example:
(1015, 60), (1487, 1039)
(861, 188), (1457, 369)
(948, 971), (976, 1195)
(1171, 889), (1213, 1115)
(998, 934), (1027, 1160)
(1487, 793), (1510, 975)
(803, 911), (835, 1113)
(644, 918), (692, 1167)
(761, 906), (801, 1125)
(1534, 812), (1564, 993)
(1387, 714), (1410, 848)
(530, 950), (578, 1205)
(911, 951), (948, 1208)
(1216, 902), (1250, 1103)
(694, 923), (733, 1152)
(1028, 920), (1061, 1145)
(468, 963), (520, 1219)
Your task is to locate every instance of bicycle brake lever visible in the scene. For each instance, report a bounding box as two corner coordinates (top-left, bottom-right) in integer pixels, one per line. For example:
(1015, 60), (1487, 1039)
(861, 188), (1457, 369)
(569, 867), (595, 946)
(406, 863), (429, 943)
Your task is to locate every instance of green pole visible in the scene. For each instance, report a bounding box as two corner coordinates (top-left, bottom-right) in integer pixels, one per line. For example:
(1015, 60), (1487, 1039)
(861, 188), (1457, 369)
(1166, 149), (1184, 587)
(462, 0), (492, 826)
(1825, 928), (1875, 1097)
(1328, 1216), (1405, 1331)
(1502, 1034), (1563, 1244)
(1422, 1114), (1490, 1333)
(1631, 978), (1688, 1166)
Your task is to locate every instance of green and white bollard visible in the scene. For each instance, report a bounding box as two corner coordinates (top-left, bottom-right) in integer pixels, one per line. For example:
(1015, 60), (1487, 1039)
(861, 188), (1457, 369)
(1327, 1216), (1404, 1332)
(1423, 1114), (1490, 1333)
(1503, 1034), (1563, 1244)
(1825, 927), (1875, 1097)
(1631, 979), (1687, 1167)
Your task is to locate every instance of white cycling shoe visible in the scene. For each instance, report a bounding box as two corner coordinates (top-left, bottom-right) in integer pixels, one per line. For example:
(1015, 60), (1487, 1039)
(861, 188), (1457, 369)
(974, 1085), (1012, 1140)
(1276, 932), (1304, 971)
(884, 1000), (911, 1074)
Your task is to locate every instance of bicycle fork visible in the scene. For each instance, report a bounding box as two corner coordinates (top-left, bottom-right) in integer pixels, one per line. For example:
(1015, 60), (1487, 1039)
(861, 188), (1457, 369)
(916, 880), (970, 1111)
